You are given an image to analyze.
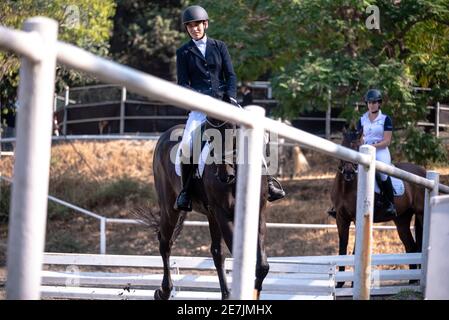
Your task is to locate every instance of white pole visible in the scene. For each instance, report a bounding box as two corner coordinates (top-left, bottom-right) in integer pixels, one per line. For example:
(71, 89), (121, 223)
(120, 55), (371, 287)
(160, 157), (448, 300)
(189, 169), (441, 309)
(231, 106), (265, 300)
(435, 102), (440, 138)
(100, 218), (106, 254)
(6, 17), (58, 300)
(63, 86), (69, 135)
(421, 170), (439, 292)
(353, 144), (376, 300)
(119, 86), (126, 134)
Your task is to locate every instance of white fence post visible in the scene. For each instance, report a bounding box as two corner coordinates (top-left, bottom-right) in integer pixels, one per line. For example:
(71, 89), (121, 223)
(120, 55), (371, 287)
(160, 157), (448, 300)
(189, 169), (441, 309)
(425, 194), (449, 299)
(353, 144), (376, 300)
(231, 106), (265, 300)
(63, 86), (69, 135)
(435, 102), (440, 138)
(119, 86), (126, 135)
(421, 170), (439, 292)
(100, 218), (107, 254)
(6, 17), (58, 299)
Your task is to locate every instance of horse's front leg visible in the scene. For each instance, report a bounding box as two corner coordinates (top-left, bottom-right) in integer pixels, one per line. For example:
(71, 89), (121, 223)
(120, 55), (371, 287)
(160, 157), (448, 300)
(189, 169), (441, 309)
(154, 213), (177, 300)
(336, 213), (351, 288)
(393, 213), (420, 284)
(208, 215), (230, 300)
(254, 212), (269, 300)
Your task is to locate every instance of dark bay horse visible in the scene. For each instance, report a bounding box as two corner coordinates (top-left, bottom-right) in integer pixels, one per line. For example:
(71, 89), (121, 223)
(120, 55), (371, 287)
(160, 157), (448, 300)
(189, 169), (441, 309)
(151, 118), (270, 300)
(330, 130), (426, 288)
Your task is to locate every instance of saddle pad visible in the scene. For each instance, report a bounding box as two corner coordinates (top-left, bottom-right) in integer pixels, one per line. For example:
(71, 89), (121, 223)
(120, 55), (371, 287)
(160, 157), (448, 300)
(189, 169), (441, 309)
(374, 176), (405, 197)
(175, 143), (210, 178)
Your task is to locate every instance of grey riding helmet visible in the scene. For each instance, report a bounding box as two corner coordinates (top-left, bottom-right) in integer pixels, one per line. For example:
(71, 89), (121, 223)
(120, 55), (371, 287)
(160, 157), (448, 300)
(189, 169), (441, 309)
(364, 89), (382, 103)
(182, 5), (209, 25)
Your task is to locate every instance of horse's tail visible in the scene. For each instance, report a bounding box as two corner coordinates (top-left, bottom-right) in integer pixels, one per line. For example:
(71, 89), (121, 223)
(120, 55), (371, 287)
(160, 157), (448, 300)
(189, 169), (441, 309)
(129, 204), (161, 234)
(414, 213), (424, 252)
(129, 204), (186, 244)
(172, 211), (187, 244)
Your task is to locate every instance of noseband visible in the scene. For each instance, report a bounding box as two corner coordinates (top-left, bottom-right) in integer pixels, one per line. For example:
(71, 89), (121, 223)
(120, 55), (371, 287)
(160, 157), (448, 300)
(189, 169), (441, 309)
(339, 161), (358, 175)
(339, 132), (361, 181)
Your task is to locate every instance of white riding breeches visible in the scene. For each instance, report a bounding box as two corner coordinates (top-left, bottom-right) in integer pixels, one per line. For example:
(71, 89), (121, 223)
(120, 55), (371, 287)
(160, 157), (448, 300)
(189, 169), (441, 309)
(178, 111), (270, 175)
(179, 111), (207, 161)
(376, 147), (391, 181)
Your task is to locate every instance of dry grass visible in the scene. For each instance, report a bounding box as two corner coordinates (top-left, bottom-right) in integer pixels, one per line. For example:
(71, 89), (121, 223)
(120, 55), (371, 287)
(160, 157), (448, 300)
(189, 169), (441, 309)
(1, 140), (449, 265)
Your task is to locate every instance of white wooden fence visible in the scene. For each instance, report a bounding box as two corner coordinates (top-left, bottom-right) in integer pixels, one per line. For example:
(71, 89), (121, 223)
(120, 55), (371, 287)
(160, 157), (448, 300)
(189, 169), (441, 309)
(0, 17), (447, 300)
(40, 253), (337, 300)
(39, 252), (424, 300)
(425, 195), (449, 299)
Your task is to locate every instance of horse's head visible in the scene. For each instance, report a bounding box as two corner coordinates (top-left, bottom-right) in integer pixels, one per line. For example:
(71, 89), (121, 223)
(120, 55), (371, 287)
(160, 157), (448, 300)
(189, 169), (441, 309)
(338, 129), (362, 182)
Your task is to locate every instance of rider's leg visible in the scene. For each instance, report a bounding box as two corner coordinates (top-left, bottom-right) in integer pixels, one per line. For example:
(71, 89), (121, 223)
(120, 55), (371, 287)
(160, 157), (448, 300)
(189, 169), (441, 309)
(175, 160), (194, 211)
(376, 148), (396, 217)
(261, 155), (285, 202)
(174, 111), (206, 211)
(381, 176), (397, 217)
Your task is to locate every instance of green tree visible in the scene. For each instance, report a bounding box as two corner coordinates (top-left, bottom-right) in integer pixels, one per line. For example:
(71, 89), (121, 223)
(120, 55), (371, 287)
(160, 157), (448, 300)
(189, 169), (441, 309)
(0, 0), (115, 108)
(200, 0), (449, 164)
(109, 0), (186, 81)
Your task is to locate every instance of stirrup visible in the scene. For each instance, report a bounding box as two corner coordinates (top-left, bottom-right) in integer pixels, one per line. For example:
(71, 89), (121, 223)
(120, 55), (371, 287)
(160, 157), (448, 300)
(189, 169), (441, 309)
(384, 202), (397, 217)
(267, 176), (285, 202)
(268, 176), (285, 192)
(174, 191), (192, 212)
(327, 207), (337, 219)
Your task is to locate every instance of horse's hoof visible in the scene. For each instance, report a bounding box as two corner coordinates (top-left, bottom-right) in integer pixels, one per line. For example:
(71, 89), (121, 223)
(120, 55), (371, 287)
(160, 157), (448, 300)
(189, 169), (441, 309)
(336, 282), (345, 288)
(221, 292), (230, 300)
(253, 289), (261, 300)
(154, 288), (170, 300)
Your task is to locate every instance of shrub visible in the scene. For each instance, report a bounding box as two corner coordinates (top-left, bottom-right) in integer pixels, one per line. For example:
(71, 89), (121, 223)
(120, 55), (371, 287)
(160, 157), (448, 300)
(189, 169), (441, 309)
(396, 127), (448, 166)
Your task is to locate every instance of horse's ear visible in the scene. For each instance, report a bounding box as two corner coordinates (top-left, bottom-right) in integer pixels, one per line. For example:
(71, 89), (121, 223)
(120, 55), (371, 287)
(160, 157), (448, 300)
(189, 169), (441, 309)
(357, 129), (363, 140)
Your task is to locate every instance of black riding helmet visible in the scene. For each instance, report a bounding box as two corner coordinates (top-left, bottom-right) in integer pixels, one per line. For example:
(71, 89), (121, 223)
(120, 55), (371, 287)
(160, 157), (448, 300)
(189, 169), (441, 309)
(182, 5), (209, 25)
(364, 89), (382, 104)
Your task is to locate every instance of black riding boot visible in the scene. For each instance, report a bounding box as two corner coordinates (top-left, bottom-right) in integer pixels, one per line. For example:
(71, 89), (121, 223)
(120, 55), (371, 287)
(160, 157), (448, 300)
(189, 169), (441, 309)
(327, 207), (337, 219)
(381, 177), (397, 217)
(174, 163), (194, 211)
(267, 175), (285, 202)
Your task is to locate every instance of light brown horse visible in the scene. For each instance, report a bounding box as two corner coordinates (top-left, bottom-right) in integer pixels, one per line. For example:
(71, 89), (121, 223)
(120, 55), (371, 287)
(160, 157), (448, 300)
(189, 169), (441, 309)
(330, 130), (426, 287)
(151, 119), (270, 300)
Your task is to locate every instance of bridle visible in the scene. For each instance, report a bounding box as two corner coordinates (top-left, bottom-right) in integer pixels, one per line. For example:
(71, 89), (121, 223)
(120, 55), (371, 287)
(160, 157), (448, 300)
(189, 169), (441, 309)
(338, 132), (361, 181)
(339, 161), (358, 174)
(205, 97), (243, 129)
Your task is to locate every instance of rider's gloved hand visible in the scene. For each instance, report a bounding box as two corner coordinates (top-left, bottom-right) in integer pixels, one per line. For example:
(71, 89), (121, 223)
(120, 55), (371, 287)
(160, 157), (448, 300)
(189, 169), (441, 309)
(222, 94), (231, 103)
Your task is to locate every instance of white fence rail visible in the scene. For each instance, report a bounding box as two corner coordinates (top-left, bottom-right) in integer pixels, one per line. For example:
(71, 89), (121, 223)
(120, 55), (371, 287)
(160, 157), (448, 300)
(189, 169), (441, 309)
(0, 17), (447, 300)
(417, 103), (449, 138)
(41, 253), (337, 300)
(39, 252), (422, 300)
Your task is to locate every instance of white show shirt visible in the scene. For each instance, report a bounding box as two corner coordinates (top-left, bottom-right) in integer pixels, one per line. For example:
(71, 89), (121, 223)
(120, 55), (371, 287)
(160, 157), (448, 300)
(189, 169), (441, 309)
(193, 35), (207, 57)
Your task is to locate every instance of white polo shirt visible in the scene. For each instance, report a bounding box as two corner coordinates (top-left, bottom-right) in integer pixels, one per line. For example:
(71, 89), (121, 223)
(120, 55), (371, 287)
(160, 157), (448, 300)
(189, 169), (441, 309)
(357, 110), (393, 145)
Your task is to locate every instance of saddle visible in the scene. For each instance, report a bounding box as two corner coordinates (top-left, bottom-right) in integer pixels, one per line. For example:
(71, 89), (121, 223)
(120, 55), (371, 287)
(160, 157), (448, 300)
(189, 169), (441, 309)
(175, 122), (236, 179)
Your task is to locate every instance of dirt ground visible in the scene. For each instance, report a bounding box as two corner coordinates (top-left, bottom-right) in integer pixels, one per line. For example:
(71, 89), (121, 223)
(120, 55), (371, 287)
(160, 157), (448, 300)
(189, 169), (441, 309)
(1, 139), (448, 299)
